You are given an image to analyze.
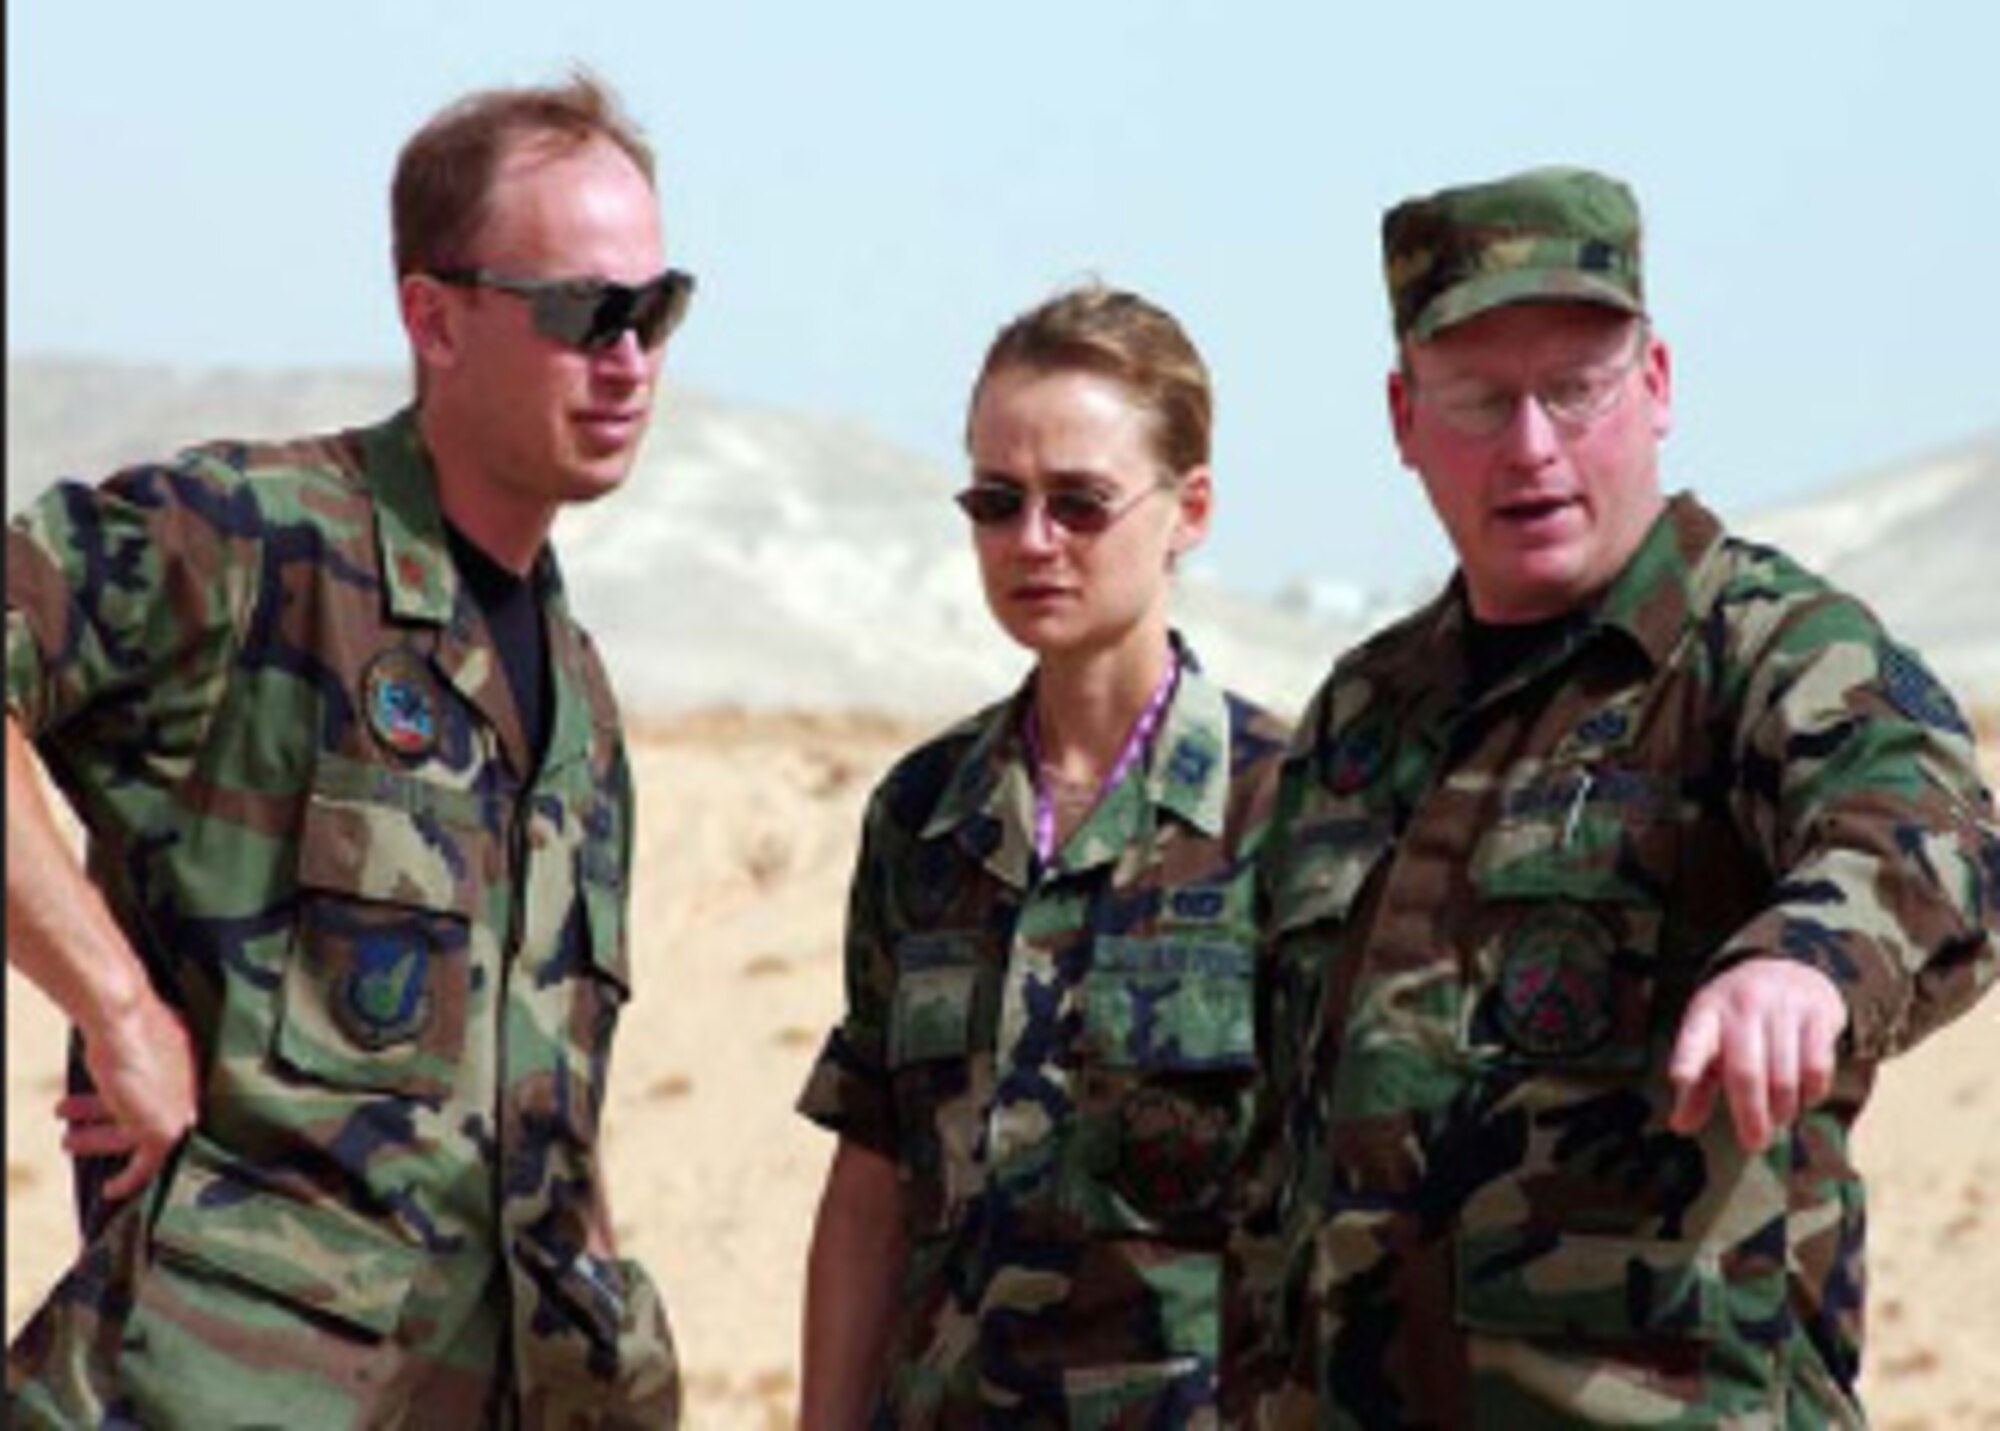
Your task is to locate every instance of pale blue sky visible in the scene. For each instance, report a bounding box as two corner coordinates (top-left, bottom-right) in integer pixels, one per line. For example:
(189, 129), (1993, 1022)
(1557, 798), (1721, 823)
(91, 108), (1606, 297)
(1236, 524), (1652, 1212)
(9, 2), (1995, 596)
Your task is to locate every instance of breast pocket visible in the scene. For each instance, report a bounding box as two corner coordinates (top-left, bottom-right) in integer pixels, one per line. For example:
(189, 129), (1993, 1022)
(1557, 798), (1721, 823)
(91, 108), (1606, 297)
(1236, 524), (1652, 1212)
(1463, 765), (1684, 1073)
(885, 932), (990, 1236)
(1068, 936), (1259, 1237)
(272, 780), (481, 1102)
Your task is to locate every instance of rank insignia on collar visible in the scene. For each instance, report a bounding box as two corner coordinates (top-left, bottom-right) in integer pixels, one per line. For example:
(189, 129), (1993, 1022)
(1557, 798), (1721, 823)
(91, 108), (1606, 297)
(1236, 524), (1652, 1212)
(362, 649), (441, 760)
(1492, 906), (1617, 1059)
(1574, 706), (1632, 747)
(1167, 737), (1216, 789)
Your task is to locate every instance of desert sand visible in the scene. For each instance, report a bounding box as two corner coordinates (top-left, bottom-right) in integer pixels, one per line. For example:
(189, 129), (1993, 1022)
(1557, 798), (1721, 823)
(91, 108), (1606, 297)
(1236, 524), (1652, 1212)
(8, 713), (1999, 1427)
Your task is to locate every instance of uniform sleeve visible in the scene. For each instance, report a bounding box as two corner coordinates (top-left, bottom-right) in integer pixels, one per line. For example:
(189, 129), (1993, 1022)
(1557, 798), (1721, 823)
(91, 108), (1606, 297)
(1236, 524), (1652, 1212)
(7, 457), (260, 742)
(1221, 744), (1323, 1419)
(1713, 593), (2000, 1059)
(795, 790), (901, 1156)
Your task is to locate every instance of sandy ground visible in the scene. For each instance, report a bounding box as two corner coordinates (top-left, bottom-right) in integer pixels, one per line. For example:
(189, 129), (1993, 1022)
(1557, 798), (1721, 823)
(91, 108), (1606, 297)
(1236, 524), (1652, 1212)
(8, 713), (2000, 1427)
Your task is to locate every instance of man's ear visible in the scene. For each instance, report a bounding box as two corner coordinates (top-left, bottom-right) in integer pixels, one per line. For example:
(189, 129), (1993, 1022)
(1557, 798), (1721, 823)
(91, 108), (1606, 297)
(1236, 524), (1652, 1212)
(1388, 365), (1420, 469)
(1644, 332), (1674, 441)
(400, 273), (460, 374)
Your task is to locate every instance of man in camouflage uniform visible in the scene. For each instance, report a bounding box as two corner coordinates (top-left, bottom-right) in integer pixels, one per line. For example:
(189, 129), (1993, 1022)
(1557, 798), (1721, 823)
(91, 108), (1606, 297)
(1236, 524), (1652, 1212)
(5, 74), (692, 1426)
(1233, 167), (2000, 1426)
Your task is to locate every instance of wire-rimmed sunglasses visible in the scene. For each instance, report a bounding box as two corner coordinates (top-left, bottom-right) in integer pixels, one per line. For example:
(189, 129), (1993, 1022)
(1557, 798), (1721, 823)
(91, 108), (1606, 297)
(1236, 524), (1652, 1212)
(953, 481), (1170, 536)
(431, 266), (696, 352)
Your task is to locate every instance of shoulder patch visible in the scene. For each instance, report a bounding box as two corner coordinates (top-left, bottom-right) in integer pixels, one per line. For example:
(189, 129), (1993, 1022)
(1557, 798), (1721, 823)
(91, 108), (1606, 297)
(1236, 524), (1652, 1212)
(1880, 640), (1972, 739)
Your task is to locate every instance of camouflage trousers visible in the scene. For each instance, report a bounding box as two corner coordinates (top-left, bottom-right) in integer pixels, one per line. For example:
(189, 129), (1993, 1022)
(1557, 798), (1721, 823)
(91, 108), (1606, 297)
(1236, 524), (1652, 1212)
(6, 1142), (680, 1429)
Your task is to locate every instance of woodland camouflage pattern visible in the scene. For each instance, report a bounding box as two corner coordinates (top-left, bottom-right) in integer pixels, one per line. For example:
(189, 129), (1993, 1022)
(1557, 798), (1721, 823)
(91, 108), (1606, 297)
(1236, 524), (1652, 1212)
(1230, 495), (2000, 1428)
(4, 410), (679, 1427)
(1382, 166), (1646, 341)
(799, 646), (1289, 1426)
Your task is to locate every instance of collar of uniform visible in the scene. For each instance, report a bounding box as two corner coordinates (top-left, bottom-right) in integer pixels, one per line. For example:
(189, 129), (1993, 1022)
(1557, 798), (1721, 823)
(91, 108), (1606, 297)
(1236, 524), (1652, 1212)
(918, 631), (1225, 845)
(1592, 491), (1723, 667)
(1142, 641), (1231, 839)
(364, 407), (460, 626)
(922, 686), (1033, 844)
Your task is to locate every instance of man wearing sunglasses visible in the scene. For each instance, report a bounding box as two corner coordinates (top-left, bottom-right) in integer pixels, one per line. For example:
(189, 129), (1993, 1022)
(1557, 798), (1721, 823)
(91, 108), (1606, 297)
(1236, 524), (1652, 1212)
(7, 73), (689, 1427)
(1232, 167), (1999, 1425)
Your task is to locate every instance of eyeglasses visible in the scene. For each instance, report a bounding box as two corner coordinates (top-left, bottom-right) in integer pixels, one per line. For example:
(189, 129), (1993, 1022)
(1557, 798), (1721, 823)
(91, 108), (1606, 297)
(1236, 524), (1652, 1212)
(953, 481), (1166, 536)
(431, 266), (696, 352)
(1414, 332), (1647, 439)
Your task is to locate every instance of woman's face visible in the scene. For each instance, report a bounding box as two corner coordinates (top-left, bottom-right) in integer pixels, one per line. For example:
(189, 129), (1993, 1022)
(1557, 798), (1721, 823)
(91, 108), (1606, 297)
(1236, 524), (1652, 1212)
(963, 366), (1209, 664)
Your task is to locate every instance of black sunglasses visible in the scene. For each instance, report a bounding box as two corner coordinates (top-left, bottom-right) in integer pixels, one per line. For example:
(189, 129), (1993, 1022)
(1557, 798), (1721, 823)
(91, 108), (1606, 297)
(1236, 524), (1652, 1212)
(431, 266), (696, 352)
(953, 482), (1164, 536)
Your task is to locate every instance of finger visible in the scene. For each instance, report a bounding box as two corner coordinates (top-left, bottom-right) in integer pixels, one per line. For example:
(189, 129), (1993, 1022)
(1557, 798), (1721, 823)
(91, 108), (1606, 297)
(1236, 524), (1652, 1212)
(62, 1123), (140, 1158)
(1721, 1012), (1772, 1154)
(54, 1093), (114, 1125)
(1798, 1000), (1842, 1110)
(101, 1147), (164, 1204)
(1667, 1003), (1721, 1134)
(1669, 1068), (1721, 1138)
(1763, 1006), (1802, 1131)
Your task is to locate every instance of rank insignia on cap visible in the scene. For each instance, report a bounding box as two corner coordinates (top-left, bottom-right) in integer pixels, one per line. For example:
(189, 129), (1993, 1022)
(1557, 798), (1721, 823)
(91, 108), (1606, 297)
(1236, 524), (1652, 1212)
(362, 649), (441, 759)
(336, 932), (433, 1050)
(1492, 906), (1617, 1059)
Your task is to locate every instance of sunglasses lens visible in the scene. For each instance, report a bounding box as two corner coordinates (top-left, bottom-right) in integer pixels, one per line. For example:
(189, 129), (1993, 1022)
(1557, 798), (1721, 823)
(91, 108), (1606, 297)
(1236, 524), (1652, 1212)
(955, 487), (1024, 525)
(530, 287), (608, 350)
(643, 273), (694, 347)
(1045, 492), (1115, 534)
(513, 272), (694, 353)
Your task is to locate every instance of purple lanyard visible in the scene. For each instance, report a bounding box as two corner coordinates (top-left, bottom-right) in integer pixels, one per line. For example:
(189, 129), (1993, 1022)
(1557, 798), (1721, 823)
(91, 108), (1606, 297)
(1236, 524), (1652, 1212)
(1023, 649), (1181, 865)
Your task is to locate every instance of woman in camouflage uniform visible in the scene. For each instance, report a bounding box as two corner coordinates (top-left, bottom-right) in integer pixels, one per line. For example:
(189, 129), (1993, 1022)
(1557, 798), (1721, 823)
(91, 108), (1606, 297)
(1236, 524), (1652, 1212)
(797, 284), (1288, 1428)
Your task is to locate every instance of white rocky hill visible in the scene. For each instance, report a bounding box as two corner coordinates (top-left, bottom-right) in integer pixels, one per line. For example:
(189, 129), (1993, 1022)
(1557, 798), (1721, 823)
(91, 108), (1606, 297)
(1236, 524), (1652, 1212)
(10, 360), (1992, 715)
(1729, 433), (2000, 705)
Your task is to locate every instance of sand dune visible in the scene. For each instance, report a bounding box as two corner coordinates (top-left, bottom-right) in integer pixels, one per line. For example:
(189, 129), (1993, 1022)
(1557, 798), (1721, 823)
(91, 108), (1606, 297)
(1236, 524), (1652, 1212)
(7, 715), (1998, 1425)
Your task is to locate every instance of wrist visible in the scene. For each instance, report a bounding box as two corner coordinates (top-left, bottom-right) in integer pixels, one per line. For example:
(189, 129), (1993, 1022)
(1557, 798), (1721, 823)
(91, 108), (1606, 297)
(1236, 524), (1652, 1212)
(75, 957), (162, 1049)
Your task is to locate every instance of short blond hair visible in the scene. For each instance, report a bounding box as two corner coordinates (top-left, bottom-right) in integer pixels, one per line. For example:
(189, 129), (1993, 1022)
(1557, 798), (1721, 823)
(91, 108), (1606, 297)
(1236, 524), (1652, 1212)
(969, 283), (1213, 476)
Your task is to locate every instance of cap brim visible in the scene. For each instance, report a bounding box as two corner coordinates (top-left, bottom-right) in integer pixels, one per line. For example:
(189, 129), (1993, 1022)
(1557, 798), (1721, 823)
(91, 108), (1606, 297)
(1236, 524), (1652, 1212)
(1410, 268), (1644, 341)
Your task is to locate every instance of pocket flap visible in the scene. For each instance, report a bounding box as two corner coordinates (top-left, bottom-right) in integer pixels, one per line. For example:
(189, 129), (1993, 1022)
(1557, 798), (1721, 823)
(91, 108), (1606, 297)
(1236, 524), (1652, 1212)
(1455, 1226), (1782, 1342)
(296, 763), (481, 918)
(1474, 767), (1678, 905)
(887, 934), (984, 1066)
(150, 1134), (424, 1339)
(1084, 937), (1255, 1070)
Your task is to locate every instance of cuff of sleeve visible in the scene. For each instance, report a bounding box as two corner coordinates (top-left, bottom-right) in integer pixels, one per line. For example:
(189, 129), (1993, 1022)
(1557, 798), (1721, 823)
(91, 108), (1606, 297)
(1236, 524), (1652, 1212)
(1710, 916), (1901, 1061)
(6, 607), (52, 734)
(795, 1028), (897, 1158)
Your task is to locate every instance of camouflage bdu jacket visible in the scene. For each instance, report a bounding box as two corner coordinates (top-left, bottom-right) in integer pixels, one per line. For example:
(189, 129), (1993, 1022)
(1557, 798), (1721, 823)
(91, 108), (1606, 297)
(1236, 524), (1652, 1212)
(5, 411), (678, 1428)
(1237, 495), (1999, 1428)
(799, 646), (1289, 1426)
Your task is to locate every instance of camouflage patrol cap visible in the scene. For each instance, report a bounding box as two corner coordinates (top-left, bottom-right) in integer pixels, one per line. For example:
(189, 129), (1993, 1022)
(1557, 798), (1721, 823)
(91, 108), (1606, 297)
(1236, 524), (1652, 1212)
(1383, 166), (1645, 340)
